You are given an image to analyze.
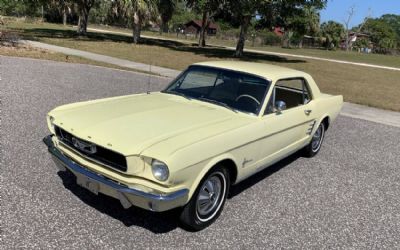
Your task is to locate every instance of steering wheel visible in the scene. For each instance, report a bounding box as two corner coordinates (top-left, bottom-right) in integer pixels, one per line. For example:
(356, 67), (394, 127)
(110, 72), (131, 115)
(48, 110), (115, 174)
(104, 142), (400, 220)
(235, 94), (260, 105)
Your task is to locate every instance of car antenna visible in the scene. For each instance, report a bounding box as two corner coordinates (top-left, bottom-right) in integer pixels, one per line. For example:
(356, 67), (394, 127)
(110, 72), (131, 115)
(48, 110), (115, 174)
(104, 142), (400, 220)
(147, 63), (152, 94)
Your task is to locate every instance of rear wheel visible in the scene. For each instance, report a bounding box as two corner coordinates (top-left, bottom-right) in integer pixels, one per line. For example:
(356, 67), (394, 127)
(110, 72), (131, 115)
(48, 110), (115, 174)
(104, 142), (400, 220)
(303, 122), (325, 157)
(179, 166), (230, 231)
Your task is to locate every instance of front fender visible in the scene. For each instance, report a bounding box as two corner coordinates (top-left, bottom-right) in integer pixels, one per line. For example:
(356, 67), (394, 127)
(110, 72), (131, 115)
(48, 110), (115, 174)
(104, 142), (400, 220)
(173, 153), (240, 200)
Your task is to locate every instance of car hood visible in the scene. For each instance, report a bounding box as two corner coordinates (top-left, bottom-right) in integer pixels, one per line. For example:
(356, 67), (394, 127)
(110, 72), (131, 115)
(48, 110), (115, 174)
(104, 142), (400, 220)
(50, 92), (252, 156)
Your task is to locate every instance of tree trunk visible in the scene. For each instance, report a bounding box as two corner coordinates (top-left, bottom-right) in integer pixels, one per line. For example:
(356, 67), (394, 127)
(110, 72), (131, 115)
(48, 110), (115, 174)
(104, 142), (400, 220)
(298, 38), (303, 48)
(77, 4), (90, 35)
(286, 31), (293, 48)
(198, 11), (209, 47)
(234, 15), (251, 58)
(62, 6), (67, 26)
(132, 11), (142, 44)
(159, 19), (168, 35)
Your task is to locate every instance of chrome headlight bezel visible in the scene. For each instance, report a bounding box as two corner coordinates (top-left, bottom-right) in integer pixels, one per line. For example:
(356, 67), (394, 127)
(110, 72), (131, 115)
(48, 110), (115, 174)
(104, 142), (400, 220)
(151, 159), (169, 182)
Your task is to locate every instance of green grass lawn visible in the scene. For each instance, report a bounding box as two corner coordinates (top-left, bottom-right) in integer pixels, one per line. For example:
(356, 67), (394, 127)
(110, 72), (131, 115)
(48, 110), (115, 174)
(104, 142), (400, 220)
(250, 46), (400, 68)
(2, 19), (400, 111)
(88, 24), (400, 69)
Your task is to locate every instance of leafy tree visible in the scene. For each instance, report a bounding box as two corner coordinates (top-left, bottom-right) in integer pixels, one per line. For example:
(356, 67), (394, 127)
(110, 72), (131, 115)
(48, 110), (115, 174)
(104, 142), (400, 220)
(225, 0), (267, 57)
(0, 0), (24, 16)
(89, 0), (113, 25)
(231, 0), (327, 56)
(379, 14), (400, 48)
(360, 18), (397, 52)
(274, 1), (326, 48)
(61, 0), (72, 25)
(187, 0), (223, 47)
(42, 0), (74, 24)
(75, 0), (95, 35)
(0, 0), (45, 17)
(280, 6), (321, 47)
(103, 0), (132, 27)
(158, 0), (176, 33)
(320, 21), (345, 49)
(169, 1), (198, 31)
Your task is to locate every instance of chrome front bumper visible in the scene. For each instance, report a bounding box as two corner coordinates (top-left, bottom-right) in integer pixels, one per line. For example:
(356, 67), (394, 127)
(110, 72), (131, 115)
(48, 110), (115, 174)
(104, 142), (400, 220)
(43, 135), (189, 212)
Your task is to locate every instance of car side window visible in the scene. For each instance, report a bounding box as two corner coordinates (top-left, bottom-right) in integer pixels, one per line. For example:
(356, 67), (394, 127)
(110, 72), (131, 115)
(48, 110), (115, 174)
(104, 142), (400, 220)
(265, 78), (311, 115)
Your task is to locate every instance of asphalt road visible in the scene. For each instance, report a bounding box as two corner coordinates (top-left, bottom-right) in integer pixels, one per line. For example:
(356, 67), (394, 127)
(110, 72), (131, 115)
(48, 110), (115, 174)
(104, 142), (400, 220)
(1, 56), (400, 249)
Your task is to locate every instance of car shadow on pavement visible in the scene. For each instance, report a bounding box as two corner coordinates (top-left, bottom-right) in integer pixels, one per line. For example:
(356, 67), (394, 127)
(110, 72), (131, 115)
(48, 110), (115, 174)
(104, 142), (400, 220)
(58, 171), (181, 234)
(229, 151), (302, 198)
(57, 151), (302, 233)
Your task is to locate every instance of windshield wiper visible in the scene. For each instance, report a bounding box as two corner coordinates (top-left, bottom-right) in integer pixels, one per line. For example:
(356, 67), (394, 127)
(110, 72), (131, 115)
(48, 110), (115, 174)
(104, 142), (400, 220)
(163, 90), (191, 100)
(198, 97), (238, 113)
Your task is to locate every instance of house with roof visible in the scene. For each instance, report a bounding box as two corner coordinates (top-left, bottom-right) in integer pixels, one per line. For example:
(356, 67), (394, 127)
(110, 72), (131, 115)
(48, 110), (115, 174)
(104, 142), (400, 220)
(184, 20), (219, 36)
(272, 27), (284, 37)
(340, 32), (371, 50)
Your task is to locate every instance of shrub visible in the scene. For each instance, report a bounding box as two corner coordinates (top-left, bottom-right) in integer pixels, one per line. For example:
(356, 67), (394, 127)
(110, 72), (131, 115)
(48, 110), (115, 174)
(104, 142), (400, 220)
(258, 31), (282, 46)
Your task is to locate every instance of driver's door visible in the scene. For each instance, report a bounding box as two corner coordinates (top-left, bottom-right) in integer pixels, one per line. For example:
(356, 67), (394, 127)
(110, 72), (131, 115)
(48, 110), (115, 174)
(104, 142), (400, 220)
(255, 78), (317, 170)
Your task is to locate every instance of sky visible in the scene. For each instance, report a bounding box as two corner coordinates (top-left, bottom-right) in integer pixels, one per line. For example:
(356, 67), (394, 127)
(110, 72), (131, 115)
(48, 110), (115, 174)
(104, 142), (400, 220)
(320, 0), (400, 27)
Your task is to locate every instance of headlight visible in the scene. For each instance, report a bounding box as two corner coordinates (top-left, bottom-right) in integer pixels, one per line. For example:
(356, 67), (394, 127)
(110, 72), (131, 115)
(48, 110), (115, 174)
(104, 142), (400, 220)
(151, 160), (169, 181)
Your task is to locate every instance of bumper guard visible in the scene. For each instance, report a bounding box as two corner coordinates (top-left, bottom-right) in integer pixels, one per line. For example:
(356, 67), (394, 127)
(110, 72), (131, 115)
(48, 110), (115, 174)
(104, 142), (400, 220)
(43, 135), (189, 212)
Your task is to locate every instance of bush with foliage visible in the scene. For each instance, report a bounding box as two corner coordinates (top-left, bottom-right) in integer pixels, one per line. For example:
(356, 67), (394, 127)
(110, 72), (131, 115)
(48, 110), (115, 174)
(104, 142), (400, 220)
(258, 30), (281, 46)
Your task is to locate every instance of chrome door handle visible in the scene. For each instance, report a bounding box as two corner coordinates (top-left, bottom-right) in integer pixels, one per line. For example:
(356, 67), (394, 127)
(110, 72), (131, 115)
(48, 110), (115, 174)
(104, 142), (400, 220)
(304, 110), (312, 115)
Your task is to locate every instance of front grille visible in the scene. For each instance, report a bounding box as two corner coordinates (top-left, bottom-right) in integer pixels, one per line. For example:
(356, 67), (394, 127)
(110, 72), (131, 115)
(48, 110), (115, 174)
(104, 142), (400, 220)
(54, 126), (127, 172)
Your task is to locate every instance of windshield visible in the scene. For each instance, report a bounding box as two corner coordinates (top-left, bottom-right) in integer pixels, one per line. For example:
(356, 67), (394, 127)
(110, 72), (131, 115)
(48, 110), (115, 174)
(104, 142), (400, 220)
(163, 66), (270, 115)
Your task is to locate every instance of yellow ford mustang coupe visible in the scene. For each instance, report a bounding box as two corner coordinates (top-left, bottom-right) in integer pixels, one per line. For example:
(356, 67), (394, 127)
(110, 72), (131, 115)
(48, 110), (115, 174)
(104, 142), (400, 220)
(43, 61), (343, 230)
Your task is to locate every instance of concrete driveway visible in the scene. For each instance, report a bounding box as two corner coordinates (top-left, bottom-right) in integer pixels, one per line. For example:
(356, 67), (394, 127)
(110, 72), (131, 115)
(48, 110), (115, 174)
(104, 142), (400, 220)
(1, 56), (399, 249)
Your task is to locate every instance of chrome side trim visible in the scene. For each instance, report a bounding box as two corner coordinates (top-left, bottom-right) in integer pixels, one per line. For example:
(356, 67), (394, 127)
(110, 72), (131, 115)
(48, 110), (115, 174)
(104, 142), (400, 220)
(175, 118), (315, 171)
(43, 135), (189, 209)
(306, 120), (317, 135)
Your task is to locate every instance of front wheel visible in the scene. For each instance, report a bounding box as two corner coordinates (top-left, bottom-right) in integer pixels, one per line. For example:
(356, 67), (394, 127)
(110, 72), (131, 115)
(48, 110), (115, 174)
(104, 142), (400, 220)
(179, 166), (230, 231)
(303, 122), (325, 157)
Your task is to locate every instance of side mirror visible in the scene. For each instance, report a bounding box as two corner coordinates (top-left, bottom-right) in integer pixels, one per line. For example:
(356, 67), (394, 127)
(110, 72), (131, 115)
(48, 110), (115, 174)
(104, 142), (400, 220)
(275, 100), (287, 113)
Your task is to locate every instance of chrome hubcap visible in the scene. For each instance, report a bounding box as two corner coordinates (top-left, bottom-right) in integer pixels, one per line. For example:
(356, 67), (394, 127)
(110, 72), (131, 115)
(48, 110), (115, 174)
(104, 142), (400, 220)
(197, 175), (222, 217)
(312, 124), (324, 152)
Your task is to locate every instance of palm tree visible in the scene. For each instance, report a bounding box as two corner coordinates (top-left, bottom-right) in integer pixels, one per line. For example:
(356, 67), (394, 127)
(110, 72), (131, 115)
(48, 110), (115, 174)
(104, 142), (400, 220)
(304, 6), (320, 36)
(320, 21), (345, 50)
(75, 0), (95, 35)
(299, 6), (320, 47)
(130, 0), (158, 44)
(158, 0), (176, 34)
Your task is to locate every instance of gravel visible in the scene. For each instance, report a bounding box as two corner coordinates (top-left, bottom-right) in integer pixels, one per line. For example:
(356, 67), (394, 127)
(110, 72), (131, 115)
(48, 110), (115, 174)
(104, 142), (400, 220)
(1, 55), (400, 249)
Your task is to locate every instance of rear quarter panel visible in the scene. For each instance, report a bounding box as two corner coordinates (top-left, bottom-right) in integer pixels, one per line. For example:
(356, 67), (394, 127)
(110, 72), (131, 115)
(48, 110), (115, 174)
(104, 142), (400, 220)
(313, 94), (343, 129)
